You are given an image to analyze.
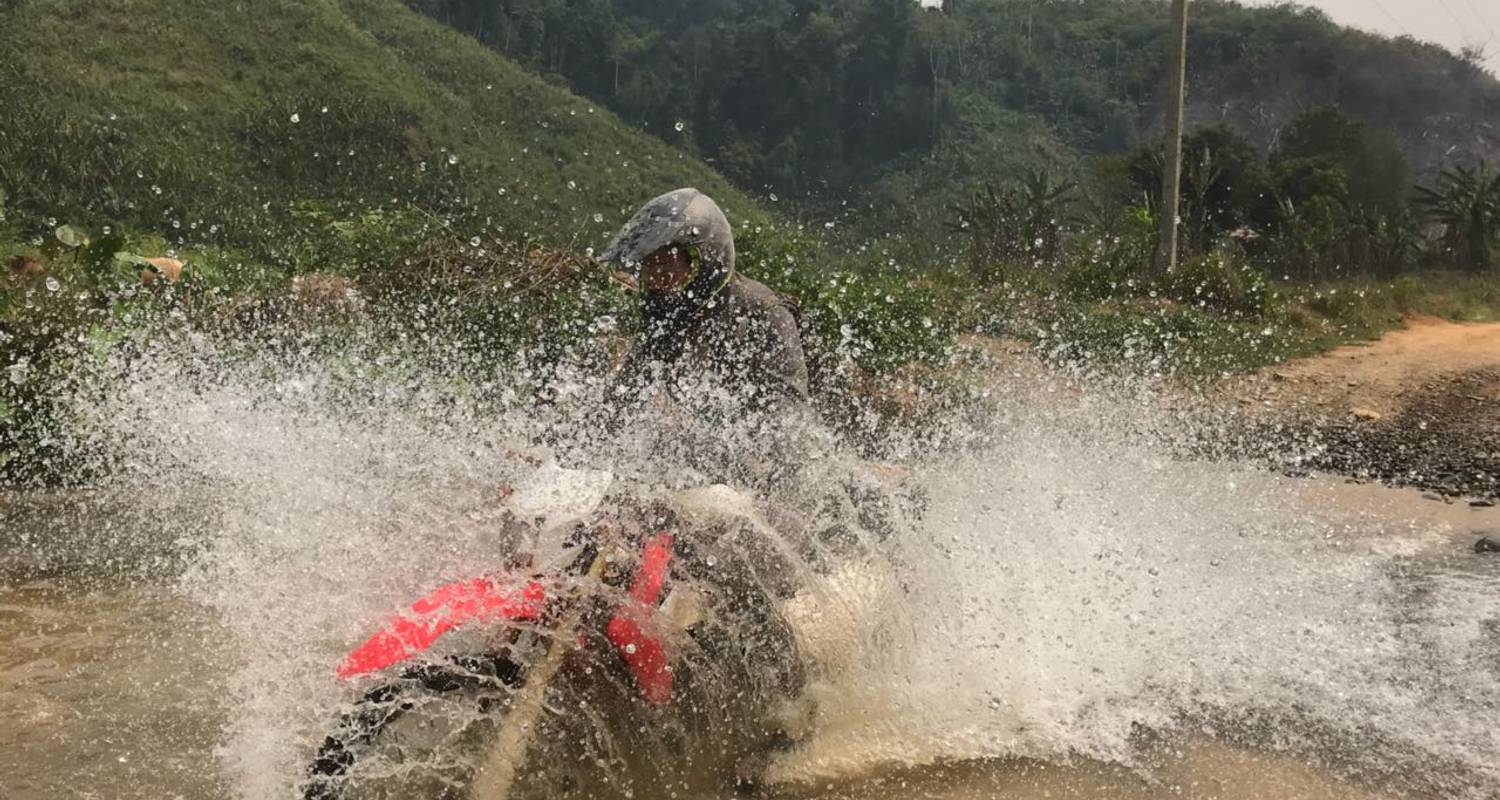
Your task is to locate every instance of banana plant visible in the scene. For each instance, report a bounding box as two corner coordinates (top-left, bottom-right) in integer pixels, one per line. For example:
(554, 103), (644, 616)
(1415, 162), (1500, 273)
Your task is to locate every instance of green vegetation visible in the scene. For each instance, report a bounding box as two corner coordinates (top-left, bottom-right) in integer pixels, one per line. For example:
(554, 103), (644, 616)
(0, 0), (765, 273)
(408, 0), (1500, 243)
(1416, 164), (1500, 273)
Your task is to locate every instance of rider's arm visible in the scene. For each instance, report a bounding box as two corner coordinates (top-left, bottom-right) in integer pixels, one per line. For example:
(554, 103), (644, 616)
(603, 339), (658, 427)
(754, 290), (812, 411)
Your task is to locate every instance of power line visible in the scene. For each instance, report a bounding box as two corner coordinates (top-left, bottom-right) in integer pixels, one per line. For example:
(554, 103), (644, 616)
(1434, 0), (1475, 38)
(1365, 0), (1410, 37)
(1454, 0), (1499, 45)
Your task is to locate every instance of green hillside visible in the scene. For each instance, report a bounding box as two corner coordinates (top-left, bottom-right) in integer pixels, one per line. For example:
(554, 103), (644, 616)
(407, 0), (1500, 240)
(0, 0), (766, 279)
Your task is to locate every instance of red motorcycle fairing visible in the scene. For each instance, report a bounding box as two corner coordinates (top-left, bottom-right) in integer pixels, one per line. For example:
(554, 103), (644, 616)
(606, 532), (676, 705)
(337, 576), (547, 679)
(335, 532), (678, 706)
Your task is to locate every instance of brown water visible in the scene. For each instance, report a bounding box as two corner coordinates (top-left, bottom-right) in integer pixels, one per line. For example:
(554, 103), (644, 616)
(0, 577), (230, 799)
(0, 577), (1396, 800)
(771, 745), (1396, 800)
(4, 479), (1496, 799)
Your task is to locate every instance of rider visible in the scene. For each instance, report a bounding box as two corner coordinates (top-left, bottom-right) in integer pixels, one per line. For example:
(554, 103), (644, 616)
(599, 188), (913, 542)
(599, 190), (918, 783)
(599, 188), (821, 495)
(602, 187), (810, 427)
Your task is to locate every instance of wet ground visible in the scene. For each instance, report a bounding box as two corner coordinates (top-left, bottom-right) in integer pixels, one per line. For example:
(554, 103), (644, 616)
(3, 478), (1497, 800)
(0, 574), (1414, 800)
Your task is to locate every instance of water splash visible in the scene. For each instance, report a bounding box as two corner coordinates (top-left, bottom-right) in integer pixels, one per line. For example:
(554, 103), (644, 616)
(39, 328), (1500, 799)
(777, 389), (1500, 798)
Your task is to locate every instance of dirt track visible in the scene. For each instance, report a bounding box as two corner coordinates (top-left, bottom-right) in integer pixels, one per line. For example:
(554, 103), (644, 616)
(1225, 315), (1500, 419)
(1224, 316), (1500, 502)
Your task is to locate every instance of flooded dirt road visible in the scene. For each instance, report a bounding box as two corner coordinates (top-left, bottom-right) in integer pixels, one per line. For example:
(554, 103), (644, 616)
(3, 476), (1497, 800)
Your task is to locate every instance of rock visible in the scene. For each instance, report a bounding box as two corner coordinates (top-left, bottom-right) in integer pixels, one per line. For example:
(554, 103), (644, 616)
(1350, 407), (1383, 422)
(1471, 499), (1497, 508)
(6, 254), (43, 276)
(141, 256), (184, 286)
(1474, 537), (1500, 554)
(1421, 493), (1443, 502)
(1271, 371), (1294, 382)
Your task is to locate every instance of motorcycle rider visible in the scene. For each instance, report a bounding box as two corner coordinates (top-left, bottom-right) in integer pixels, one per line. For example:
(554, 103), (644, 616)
(602, 188), (809, 426)
(598, 189), (919, 789)
(598, 186), (918, 558)
(599, 187), (822, 495)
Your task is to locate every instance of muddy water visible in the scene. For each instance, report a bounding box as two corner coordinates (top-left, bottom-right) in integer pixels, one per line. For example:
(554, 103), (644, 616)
(0, 578), (1403, 800)
(771, 745), (1399, 800)
(0, 577), (230, 799)
(2, 480), (1496, 800)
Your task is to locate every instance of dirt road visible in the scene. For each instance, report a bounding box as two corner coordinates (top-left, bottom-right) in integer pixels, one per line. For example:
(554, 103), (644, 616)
(1224, 316), (1500, 502)
(1226, 315), (1500, 419)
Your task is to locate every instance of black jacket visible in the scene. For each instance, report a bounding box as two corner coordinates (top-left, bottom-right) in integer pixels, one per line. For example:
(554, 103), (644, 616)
(610, 273), (810, 421)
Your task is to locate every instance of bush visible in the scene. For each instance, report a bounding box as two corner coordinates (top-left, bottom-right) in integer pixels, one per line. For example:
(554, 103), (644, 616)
(740, 224), (957, 377)
(1156, 250), (1270, 316)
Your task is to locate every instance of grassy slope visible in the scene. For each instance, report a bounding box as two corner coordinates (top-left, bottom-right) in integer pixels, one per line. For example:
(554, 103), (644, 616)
(0, 0), (765, 276)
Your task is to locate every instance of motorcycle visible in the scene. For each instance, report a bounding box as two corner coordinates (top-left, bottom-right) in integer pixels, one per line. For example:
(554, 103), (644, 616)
(300, 460), (821, 800)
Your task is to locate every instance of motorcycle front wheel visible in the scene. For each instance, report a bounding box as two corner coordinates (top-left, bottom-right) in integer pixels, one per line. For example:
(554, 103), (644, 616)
(301, 651), (528, 800)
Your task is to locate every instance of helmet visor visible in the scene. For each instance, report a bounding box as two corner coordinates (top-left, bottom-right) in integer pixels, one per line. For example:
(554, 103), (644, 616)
(638, 246), (700, 294)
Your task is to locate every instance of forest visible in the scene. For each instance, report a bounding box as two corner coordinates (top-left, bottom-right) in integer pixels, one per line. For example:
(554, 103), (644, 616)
(406, 0), (1500, 277)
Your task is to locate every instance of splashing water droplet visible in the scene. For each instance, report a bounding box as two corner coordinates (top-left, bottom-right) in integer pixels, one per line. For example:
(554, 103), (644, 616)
(290, 113), (300, 124)
(45, 278), (60, 292)
(470, 236), (482, 247)
(448, 154), (458, 165)
(674, 120), (686, 132)
(593, 213), (604, 223)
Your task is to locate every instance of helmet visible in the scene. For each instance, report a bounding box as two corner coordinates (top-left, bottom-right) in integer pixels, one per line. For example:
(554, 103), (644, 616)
(602, 188), (735, 309)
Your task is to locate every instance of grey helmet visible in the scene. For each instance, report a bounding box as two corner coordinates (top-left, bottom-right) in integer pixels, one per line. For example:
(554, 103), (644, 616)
(602, 188), (735, 308)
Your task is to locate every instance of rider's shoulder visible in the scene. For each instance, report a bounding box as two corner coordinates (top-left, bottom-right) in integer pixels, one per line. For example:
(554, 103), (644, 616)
(727, 274), (798, 324)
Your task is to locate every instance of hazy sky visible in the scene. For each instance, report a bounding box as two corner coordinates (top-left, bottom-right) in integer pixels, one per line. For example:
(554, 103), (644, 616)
(1241, 0), (1500, 75)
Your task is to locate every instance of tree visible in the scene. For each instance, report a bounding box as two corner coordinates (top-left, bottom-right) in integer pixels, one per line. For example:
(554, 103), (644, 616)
(1416, 163), (1500, 272)
(1125, 124), (1273, 255)
(946, 169), (1077, 279)
(606, 28), (649, 95)
(1273, 105), (1409, 214)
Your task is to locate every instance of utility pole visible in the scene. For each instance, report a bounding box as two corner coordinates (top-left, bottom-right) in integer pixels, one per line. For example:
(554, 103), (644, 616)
(1156, 0), (1189, 273)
